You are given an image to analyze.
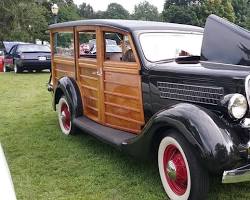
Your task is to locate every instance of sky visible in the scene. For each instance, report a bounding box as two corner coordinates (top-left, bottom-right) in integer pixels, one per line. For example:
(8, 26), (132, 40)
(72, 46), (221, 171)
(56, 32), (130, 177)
(73, 0), (165, 13)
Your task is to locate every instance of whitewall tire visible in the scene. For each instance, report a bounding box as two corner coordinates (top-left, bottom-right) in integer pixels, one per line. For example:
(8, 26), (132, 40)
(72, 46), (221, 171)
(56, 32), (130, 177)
(3, 64), (8, 73)
(158, 132), (209, 200)
(14, 63), (19, 73)
(58, 96), (72, 135)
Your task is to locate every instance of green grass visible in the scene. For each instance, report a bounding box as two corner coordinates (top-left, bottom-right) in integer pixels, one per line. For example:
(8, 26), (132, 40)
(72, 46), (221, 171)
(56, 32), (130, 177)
(0, 72), (250, 200)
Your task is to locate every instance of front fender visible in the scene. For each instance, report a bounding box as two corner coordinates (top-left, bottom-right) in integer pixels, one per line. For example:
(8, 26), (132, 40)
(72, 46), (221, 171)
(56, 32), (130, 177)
(122, 103), (242, 173)
(53, 77), (83, 118)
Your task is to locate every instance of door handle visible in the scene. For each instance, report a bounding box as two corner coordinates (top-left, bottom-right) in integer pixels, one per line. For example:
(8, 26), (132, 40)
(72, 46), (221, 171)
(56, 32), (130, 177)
(96, 68), (103, 76)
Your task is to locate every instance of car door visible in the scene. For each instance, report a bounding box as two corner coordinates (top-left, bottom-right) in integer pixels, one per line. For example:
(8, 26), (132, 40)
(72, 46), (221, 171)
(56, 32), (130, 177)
(100, 28), (145, 134)
(5, 45), (17, 68)
(75, 26), (104, 123)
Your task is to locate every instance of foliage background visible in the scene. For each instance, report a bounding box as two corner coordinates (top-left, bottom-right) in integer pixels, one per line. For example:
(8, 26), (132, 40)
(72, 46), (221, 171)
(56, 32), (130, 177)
(0, 0), (250, 43)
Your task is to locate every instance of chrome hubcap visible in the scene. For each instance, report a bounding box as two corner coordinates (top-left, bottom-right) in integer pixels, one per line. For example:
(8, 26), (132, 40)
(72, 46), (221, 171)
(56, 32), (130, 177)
(167, 160), (177, 180)
(60, 111), (66, 124)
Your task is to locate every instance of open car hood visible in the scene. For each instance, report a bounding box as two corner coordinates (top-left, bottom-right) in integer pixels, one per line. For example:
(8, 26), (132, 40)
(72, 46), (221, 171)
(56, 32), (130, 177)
(201, 15), (250, 66)
(2, 41), (27, 53)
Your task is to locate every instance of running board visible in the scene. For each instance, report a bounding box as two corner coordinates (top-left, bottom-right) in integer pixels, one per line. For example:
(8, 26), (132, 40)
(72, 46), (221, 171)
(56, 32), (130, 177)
(73, 116), (137, 147)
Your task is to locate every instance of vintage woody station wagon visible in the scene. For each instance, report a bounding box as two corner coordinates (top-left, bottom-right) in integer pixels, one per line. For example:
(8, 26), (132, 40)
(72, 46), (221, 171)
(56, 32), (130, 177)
(48, 15), (250, 200)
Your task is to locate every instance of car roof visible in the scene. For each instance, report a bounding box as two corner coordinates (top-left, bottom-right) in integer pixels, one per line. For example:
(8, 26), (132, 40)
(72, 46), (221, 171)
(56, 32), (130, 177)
(49, 19), (203, 33)
(17, 44), (44, 47)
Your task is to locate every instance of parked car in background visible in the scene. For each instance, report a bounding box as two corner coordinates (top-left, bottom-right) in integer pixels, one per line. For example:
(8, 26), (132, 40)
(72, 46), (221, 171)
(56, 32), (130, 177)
(0, 50), (4, 72)
(4, 44), (51, 73)
(0, 144), (16, 200)
(1, 41), (26, 72)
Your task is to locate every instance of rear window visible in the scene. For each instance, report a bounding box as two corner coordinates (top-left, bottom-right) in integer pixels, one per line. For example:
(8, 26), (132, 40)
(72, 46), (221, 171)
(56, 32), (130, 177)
(17, 45), (50, 52)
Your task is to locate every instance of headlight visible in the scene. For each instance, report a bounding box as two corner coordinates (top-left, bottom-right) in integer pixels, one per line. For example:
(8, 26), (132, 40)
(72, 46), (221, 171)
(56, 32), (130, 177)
(228, 94), (248, 119)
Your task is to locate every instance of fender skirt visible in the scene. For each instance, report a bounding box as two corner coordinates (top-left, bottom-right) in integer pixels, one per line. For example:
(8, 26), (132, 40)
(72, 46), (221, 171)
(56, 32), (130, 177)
(53, 77), (83, 118)
(122, 103), (242, 173)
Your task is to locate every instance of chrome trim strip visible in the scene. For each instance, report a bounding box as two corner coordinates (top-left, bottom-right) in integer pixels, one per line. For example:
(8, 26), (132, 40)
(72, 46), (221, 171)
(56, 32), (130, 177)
(222, 164), (250, 184)
(245, 74), (250, 107)
(201, 61), (250, 69)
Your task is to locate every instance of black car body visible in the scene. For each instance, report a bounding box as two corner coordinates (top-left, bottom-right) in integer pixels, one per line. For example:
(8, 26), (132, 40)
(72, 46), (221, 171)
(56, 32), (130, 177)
(4, 44), (51, 73)
(48, 15), (250, 200)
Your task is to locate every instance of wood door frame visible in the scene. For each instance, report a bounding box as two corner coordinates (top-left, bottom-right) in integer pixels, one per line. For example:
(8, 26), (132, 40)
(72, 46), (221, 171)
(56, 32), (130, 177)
(99, 27), (145, 133)
(50, 27), (75, 89)
(75, 26), (105, 123)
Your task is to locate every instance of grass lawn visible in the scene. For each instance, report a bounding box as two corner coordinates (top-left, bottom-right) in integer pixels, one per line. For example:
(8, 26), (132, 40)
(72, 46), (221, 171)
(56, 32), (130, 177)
(1, 72), (250, 200)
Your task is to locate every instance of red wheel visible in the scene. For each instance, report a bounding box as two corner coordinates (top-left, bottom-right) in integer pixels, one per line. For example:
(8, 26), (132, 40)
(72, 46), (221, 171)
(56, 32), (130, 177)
(58, 96), (72, 135)
(163, 144), (188, 196)
(158, 132), (209, 200)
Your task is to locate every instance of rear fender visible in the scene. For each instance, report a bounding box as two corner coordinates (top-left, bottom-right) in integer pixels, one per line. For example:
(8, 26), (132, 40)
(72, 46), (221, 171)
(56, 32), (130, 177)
(53, 77), (83, 118)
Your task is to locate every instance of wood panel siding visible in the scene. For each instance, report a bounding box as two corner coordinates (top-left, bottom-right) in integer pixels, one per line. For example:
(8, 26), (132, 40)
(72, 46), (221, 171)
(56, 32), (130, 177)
(51, 26), (145, 134)
(53, 56), (75, 81)
(102, 63), (144, 134)
(78, 58), (100, 122)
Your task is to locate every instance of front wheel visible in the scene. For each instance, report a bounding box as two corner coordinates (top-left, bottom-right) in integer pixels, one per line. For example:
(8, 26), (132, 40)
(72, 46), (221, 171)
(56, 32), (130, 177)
(14, 63), (22, 73)
(58, 96), (76, 135)
(3, 64), (9, 72)
(158, 131), (209, 200)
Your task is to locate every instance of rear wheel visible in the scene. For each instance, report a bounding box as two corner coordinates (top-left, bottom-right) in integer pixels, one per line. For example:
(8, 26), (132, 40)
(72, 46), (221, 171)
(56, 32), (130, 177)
(14, 63), (22, 73)
(58, 96), (76, 135)
(158, 131), (209, 200)
(3, 64), (9, 72)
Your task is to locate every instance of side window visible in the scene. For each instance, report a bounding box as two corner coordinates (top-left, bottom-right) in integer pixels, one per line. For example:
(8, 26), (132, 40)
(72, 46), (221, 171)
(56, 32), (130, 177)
(54, 32), (74, 57)
(9, 46), (16, 55)
(16, 46), (21, 53)
(104, 32), (136, 62)
(79, 31), (97, 59)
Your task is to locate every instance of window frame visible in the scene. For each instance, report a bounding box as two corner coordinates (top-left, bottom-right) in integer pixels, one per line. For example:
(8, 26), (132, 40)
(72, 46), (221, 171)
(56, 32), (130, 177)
(78, 30), (98, 59)
(51, 27), (75, 58)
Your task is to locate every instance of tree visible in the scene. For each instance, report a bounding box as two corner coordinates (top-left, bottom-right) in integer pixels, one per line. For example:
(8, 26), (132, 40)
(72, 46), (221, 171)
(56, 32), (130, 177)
(58, 3), (80, 22)
(132, 1), (160, 21)
(244, 7), (250, 30)
(162, 5), (200, 25)
(162, 0), (202, 26)
(164, 0), (201, 8)
(0, 0), (49, 42)
(199, 0), (235, 24)
(79, 2), (94, 19)
(162, 0), (236, 27)
(232, 0), (249, 27)
(104, 3), (130, 19)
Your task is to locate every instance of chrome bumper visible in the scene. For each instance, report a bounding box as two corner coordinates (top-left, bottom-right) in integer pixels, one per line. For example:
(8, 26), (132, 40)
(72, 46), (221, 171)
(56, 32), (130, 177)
(222, 164), (250, 183)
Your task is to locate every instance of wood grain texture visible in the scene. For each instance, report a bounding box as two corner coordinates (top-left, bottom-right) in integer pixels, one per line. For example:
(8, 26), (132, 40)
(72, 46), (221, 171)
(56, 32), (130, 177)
(51, 26), (145, 134)
(54, 56), (75, 79)
(99, 29), (144, 133)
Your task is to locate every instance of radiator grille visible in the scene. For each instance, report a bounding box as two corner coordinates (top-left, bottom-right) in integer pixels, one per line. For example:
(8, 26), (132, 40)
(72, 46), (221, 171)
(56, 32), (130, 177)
(157, 81), (224, 105)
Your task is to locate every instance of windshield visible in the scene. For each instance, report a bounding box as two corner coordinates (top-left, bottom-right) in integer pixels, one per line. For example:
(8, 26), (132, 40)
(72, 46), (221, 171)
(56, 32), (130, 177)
(17, 45), (50, 52)
(139, 32), (203, 62)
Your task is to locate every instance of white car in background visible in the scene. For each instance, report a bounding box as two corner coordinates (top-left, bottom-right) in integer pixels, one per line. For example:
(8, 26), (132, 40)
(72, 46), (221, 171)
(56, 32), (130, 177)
(0, 144), (16, 200)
